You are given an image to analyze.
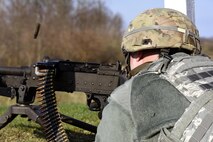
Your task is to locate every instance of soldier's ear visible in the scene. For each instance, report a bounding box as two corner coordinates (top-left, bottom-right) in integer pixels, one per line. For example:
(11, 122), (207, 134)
(130, 51), (143, 62)
(137, 51), (143, 61)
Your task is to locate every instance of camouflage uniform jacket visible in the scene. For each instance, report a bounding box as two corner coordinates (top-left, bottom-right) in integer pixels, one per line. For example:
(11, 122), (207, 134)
(95, 52), (213, 142)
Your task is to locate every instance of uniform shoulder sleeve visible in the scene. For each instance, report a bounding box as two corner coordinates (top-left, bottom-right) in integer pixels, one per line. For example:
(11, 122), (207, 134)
(95, 100), (134, 142)
(131, 73), (190, 140)
(110, 77), (134, 112)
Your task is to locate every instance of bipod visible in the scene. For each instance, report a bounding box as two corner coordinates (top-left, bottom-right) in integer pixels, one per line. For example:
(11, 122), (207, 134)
(0, 104), (97, 133)
(0, 104), (41, 129)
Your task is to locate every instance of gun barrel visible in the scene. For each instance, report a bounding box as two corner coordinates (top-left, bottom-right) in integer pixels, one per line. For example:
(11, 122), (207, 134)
(0, 66), (31, 76)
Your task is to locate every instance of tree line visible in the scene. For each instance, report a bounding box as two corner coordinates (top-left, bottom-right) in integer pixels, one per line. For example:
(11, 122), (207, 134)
(0, 0), (212, 66)
(201, 38), (213, 57)
(0, 0), (124, 66)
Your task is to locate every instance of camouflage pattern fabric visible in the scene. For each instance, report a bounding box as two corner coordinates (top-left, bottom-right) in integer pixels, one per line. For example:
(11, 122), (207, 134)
(159, 53), (213, 142)
(121, 8), (200, 54)
(96, 52), (213, 142)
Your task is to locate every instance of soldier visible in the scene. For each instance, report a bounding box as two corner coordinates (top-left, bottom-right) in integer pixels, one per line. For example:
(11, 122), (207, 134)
(95, 8), (213, 142)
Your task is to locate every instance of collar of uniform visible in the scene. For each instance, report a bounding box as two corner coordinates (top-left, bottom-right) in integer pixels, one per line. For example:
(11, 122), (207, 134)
(129, 52), (191, 77)
(129, 62), (152, 77)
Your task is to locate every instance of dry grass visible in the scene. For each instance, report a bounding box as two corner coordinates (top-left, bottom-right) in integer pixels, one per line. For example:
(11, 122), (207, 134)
(0, 103), (99, 142)
(0, 91), (99, 142)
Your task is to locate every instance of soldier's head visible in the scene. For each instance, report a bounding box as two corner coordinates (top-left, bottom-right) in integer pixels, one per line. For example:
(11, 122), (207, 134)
(121, 8), (201, 71)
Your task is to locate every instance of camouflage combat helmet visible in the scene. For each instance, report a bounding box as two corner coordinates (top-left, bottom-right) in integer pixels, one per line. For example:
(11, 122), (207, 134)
(121, 8), (201, 54)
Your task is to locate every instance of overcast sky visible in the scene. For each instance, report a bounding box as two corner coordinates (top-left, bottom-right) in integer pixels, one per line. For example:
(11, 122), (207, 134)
(104, 0), (213, 38)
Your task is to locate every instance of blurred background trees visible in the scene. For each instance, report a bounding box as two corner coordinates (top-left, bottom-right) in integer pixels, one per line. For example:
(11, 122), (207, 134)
(201, 38), (213, 57)
(0, 0), (212, 66)
(0, 0), (123, 66)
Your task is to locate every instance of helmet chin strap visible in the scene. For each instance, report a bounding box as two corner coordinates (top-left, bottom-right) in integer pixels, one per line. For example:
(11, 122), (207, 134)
(159, 48), (173, 73)
(124, 48), (172, 77)
(124, 53), (131, 78)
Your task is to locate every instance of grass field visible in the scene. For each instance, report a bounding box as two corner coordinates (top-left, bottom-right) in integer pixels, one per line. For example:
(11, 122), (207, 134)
(0, 93), (100, 142)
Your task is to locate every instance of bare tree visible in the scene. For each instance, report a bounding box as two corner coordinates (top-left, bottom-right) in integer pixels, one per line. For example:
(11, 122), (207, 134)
(0, 0), (123, 66)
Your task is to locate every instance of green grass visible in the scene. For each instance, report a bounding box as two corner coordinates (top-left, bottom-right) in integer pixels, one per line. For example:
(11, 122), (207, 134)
(0, 103), (100, 142)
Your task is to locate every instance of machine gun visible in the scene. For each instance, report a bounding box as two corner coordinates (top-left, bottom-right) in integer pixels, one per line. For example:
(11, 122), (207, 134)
(0, 58), (126, 142)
